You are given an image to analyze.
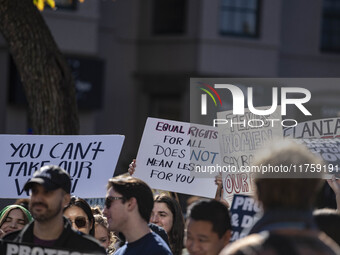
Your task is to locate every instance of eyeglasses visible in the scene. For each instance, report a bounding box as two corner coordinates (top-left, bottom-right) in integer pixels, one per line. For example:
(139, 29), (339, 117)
(68, 216), (88, 228)
(105, 196), (124, 209)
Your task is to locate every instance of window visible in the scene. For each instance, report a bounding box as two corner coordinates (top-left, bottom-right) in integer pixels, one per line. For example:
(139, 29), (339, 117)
(321, 0), (340, 52)
(220, 0), (260, 37)
(153, 0), (187, 35)
(149, 94), (182, 120)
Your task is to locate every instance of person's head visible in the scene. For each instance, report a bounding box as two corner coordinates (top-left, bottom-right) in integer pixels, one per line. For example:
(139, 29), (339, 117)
(93, 214), (116, 253)
(24, 165), (71, 223)
(253, 140), (323, 211)
(64, 196), (95, 236)
(91, 206), (102, 216)
(0, 205), (32, 234)
(151, 194), (184, 255)
(314, 208), (340, 246)
(185, 200), (231, 255)
(103, 176), (154, 232)
(14, 198), (30, 211)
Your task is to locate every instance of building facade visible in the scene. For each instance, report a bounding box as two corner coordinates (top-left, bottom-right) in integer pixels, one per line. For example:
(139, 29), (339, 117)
(0, 0), (340, 174)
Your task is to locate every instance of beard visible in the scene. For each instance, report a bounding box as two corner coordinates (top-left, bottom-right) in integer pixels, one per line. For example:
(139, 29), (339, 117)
(30, 201), (62, 222)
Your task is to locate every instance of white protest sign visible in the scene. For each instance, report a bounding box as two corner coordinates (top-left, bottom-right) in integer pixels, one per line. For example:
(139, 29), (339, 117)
(217, 106), (283, 204)
(135, 117), (220, 198)
(284, 117), (340, 139)
(0, 134), (124, 198)
(295, 138), (340, 178)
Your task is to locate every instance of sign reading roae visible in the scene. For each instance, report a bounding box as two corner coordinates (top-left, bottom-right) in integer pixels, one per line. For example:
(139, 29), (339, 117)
(0, 134), (124, 198)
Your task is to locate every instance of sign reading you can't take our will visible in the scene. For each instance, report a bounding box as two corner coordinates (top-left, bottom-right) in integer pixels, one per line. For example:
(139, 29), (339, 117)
(135, 117), (220, 198)
(0, 134), (124, 198)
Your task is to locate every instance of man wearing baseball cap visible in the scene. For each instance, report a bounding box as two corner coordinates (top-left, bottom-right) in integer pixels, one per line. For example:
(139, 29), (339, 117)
(3, 165), (106, 254)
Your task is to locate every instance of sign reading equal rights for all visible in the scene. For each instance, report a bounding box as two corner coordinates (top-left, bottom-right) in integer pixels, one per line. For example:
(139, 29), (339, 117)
(135, 117), (220, 198)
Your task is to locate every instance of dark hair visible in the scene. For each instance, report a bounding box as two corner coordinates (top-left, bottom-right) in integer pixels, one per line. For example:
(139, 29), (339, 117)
(64, 196), (95, 236)
(107, 176), (154, 223)
(154, 194), (184, 255)
(314, 208), (340, 246)
(14, 198), (30, 211)
(187, 200), (231, 238)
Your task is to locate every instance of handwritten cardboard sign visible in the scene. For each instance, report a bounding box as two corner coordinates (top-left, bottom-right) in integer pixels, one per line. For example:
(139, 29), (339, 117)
(0, 134), (124, 198)
(284, 117), (340, 139)
(217, 107), (283, 204)
(135, 117), (220, 198)
(230, 194), (262, 242)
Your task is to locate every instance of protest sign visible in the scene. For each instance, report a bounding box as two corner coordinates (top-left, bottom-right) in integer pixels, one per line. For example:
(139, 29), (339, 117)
(1, 240), (102, 255)
(217, 107), (283, 204)
(0, 134), (124, 198)
(296, 138), (340, 177)
(135, 117), (220, 198)
(230, 194), (262, 242)
(284, 117), (340, 138)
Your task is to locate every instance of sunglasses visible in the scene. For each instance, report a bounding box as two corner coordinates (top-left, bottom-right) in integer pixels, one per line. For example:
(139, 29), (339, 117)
(105, 196), (124, 209)
(69, 216), (88, 228)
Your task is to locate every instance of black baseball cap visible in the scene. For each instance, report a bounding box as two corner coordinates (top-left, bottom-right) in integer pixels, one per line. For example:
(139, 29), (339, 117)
(24, 165), (71, 194)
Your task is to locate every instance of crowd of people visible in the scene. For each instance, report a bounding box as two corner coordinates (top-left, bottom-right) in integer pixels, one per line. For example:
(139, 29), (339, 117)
(0, 140), (339, 254)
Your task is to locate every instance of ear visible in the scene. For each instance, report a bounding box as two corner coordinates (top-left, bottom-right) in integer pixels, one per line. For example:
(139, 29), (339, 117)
(126, 197), (138, 212)
(62, 193), (71, 208)
(222, 230), (231, 246)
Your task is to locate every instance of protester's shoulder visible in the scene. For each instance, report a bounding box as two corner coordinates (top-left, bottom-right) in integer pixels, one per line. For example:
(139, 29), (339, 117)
(318, 232), (340, 255)
(149, 232), (172, 254)
(220, 233), (265, 255)
(3, 220), (33, 242)
(65, 229), (106, 254)
(2, 230), (21, 241)
(113, 245), (126, 255)
(149, 223), (169, 245)
(222, 231), (340, 255)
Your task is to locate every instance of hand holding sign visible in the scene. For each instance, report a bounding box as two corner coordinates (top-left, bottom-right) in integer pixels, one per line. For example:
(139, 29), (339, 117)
(327, 176), (340, 211)
(128, 159), (136, 175)
(214, 174), (230, 208)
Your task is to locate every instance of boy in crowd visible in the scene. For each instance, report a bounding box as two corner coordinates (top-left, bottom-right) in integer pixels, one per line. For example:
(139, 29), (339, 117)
(185, 199), (231, 255)
(103, 176), (172, 255)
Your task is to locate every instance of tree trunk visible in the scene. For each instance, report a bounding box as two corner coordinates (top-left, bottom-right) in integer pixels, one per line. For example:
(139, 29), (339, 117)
(0, 0), (79, 134)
